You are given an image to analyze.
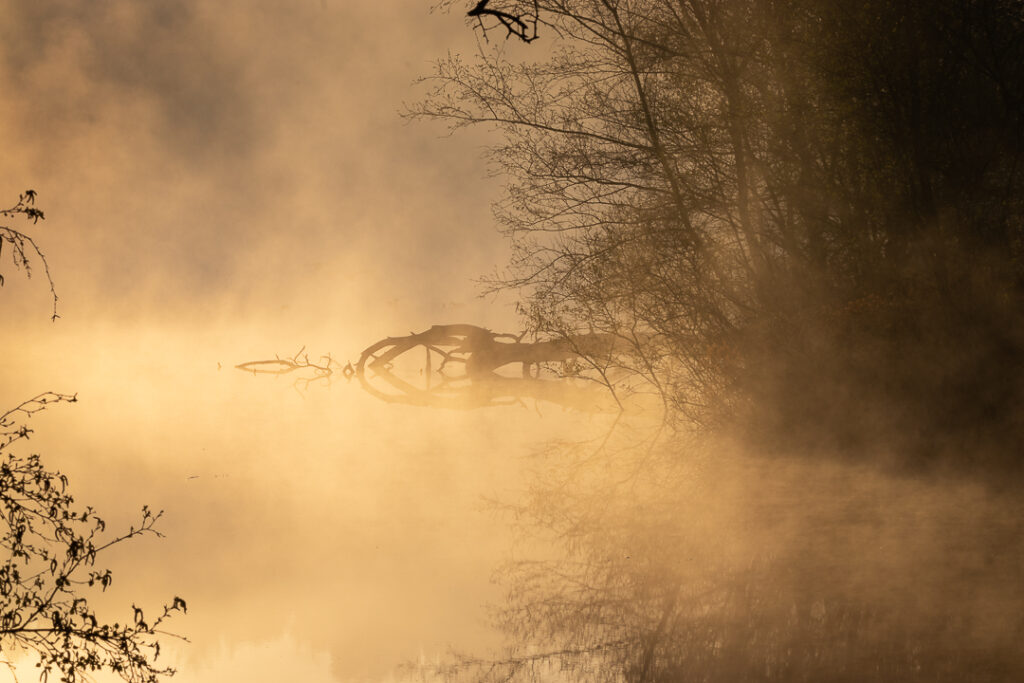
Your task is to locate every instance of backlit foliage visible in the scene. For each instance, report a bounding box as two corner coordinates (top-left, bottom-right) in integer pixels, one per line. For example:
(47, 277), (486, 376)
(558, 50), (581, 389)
(0, 394), (186, 682)
(0, 191), (58, 321)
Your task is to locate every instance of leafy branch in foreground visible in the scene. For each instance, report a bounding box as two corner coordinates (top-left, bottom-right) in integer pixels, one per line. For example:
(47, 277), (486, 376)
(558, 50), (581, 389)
(0, 190), (58, 321)
(0, 393), (186, 683)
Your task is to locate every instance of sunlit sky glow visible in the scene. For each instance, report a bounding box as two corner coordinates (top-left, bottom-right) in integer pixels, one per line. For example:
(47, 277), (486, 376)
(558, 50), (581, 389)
(0, 2), (579, 680)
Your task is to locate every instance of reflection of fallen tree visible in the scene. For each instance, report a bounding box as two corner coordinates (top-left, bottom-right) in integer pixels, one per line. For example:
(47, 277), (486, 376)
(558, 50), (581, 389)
(355, 324), (632, 411)
(236, 324), (639, 411)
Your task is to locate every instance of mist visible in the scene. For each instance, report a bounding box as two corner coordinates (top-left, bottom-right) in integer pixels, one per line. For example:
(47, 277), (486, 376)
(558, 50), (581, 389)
(0, 1), (538, 679)
(2, 1), (1023, 683)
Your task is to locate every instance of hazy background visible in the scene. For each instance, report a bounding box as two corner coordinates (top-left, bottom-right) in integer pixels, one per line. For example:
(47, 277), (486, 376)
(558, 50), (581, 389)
(7, 3), (1021, 682)
(0, 1), (592, 680)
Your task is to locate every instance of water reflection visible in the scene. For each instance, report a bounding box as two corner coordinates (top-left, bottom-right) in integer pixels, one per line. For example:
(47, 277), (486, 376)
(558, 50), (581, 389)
(232, 327), (1024, 682)
(5, 320), (599, 682)
(411, 419), (1024, 683)
(7, 317), (1023, 683)
(238, 324), (628, 412)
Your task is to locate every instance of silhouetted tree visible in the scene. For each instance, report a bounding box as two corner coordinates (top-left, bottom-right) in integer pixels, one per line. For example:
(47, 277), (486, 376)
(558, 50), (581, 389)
(418, 0), (1024, 473)
(410, 3), (1024, 681)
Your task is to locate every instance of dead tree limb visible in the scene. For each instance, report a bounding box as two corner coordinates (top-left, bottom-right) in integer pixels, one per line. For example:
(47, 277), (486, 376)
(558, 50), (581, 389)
(235, 347), (351, 389)
(467, 0), (540, 42)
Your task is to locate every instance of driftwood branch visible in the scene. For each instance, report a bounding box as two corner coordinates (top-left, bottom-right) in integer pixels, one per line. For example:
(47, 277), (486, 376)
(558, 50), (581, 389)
(235, 347), (353, 389)
(236, 325), (634, 411)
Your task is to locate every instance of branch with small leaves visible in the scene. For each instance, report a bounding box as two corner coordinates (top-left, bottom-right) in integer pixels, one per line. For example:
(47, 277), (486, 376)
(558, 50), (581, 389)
(0, 190), (58, 321)
(0, 395), (187, 683)
(0, 393), (78, 452)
